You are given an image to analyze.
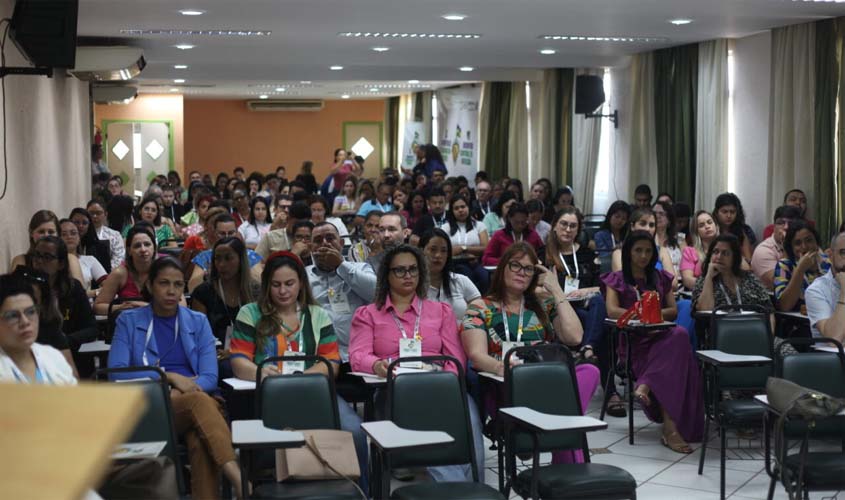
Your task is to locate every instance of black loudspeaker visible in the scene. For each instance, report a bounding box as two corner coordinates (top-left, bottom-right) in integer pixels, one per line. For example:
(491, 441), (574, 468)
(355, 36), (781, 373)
(10, 0), (79, 68)
(575, 74), (605, 114)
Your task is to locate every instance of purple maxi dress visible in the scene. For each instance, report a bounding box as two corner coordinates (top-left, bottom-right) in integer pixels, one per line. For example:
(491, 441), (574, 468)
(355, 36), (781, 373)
(601, 270), (704, 442)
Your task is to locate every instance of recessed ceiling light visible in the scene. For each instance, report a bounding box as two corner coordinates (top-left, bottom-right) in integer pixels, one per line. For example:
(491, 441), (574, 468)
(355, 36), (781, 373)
(330, 65), (344, 70)
(173, 64), (188, 69)
(442, 13), (467, 21)
(408, 79), (420, 84)
(275, 87), (286, 92)
(173, 78), (185, 83)
(341, 94), (350, 99)
(169, 88), (179, 92)
(259, 95), (269, 99)
(179, 9), (205, 16)
(459, 66), (474, 72)
(123, 29), (271, 36)
(369, 87), (380, 92)
(300, 80), (311, 84)
(337, 32), (481, 39)
(539, 34), (669, 43)
(540, 48), (557, 55)
(174, 44), (195, 50)
(372, 47), (390, 52)
(668, 18), (693, 25)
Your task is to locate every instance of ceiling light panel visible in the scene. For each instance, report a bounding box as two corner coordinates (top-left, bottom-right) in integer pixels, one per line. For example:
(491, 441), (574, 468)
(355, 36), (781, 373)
(179, 9), (205, 16)
(338, 32), (481, 39)
(173, 64), (188, 69)
(330, 65), (344, 70)
(357, 83), (431, 89)
(442, 14), (467, 21)
(174, 44), (195, 50)
(540, 34), (669, 43)
(668, 18), (693, 25)
(122, 29), (271, 36)
(249, 83), (320, 89)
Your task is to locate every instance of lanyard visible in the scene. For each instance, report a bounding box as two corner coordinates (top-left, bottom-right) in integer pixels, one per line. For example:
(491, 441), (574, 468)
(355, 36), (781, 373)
(281, 311), (306, 352)
(611, 233), (617, 248)
(144, 316), (179, 366)
(217, 281), (242, 327)
(501, 299), (525, 342)
(390, 298), (423, 340)
(481, 203), (490, 215)
(512, 231), (523, 243)
(459, 226), (468, 246)
(8, 354), (50, 384)
(559, 252), (579, 279)
(718, 280), (742, 306)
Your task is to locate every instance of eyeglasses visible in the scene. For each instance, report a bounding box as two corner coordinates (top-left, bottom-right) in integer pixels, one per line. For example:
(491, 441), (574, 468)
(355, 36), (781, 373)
(1, 306), (38, 326)
(557, 222), (578, 231)
(293, 233), (311, 242)
(507, 261), (536, 276)
(390, 265), (419, 278)
(30, 252), (58, 262)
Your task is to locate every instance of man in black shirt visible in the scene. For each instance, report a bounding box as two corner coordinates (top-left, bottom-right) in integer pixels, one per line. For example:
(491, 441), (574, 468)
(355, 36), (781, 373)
(410, 188), (448, 246)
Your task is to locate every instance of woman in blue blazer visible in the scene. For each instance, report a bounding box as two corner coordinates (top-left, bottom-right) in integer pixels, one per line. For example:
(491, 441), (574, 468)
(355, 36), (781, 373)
(108, 256), (244, 500)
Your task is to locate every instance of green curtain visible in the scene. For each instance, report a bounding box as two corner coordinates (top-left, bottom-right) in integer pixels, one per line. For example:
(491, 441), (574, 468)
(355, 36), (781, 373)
(814, 19), (838, 240)
(483, 82), (512, 180)
(558, 68), (575, 188)
(654, 44), (698, 204)
(385, 96), (400, 169)
(837, 19), (845, 230)
(413, 92), (424, 121)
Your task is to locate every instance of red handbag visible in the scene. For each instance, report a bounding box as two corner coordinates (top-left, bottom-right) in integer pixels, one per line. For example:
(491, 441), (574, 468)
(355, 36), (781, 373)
(616, 290), (663, 328)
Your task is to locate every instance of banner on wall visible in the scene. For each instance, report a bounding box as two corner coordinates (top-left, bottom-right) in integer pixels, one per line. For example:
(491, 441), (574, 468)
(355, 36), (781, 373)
(436, 87), (481, 182)
(401, 121), (427, 169)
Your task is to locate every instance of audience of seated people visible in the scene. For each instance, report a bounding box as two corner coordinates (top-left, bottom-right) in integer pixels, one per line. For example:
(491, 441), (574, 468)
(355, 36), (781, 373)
(13, 157), (845, 499)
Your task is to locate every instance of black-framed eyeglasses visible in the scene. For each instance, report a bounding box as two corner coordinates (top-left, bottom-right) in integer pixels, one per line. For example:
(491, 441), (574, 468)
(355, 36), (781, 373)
(312, 234), (338, 245)
(507, 261), (535, 276)
(1, 305), (38, 326)
(557, 222), (579, 230)
(390, 265), (419, 278)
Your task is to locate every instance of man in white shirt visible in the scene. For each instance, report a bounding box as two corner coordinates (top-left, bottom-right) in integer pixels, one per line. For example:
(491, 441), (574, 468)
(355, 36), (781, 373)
(805, 231), (845, 342)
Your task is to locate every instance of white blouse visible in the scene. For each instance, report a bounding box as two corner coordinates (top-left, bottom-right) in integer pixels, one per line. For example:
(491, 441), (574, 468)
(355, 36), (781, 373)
(238, 222), (271, 247)
(441, 221), (487, 247)
(79, 255), (107, 291)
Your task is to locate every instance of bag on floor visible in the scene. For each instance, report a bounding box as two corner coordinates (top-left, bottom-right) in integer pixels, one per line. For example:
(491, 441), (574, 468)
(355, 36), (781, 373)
(275, 429), (360, 481)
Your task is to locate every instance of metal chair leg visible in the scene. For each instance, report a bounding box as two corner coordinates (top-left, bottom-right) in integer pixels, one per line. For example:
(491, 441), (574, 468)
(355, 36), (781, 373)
(766, 474), (777, 500)
(698, 416), (710, 475)
(720, 428), (727, 500)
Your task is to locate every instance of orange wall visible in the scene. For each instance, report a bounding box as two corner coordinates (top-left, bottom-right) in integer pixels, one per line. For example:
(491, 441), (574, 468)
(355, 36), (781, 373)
(94, 94), (185, 175)
(183, 99), (385, 180)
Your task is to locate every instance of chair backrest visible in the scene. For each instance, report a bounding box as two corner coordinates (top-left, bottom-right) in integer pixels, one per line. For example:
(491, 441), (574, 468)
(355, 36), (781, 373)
(777, 338), (845, 438)
(257, 355), (340, 430)
(97, 366), (185, 493)
(710, 307), (773, 389)
(505, 344), (586, 454)
(386, 356), (477, 475)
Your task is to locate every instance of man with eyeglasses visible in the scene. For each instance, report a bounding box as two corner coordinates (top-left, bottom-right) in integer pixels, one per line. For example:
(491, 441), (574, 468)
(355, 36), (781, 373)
(471, 180), (494, 221)
(307, 222), (376, 362)
(188, 214), (263, 292)
(751, 205), (804, 290)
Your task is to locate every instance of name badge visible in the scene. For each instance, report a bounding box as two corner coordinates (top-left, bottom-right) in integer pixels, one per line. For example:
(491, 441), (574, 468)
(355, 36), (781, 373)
(399, 337), (423, 368)
(223, 326), (233, 351)
(564, 277), (580, 295)
(328, 290), (352, 314)
(282, 351), (306, 375)
(501, 341), (522, 362)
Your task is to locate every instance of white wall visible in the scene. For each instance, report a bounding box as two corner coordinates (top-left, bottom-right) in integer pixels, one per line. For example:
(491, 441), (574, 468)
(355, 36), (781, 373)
(733, 30), (772, 235)
(0, 0), (90, 268)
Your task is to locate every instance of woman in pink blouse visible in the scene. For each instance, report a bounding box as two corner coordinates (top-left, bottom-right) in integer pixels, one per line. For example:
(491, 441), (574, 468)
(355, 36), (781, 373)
(680, 210), (718, 290)
(349, 244), (482, 483)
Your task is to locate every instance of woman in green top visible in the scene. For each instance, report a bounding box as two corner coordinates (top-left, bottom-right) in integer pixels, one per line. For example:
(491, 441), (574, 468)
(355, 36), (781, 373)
(482, 191), (517, 238)
(123, 195), (177, 247)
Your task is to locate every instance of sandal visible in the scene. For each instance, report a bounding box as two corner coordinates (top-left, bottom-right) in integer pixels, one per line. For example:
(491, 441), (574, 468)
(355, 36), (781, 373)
(661, 431), (693, 454)
(576, 345), (599, 366)
(606, 394), (627, 418)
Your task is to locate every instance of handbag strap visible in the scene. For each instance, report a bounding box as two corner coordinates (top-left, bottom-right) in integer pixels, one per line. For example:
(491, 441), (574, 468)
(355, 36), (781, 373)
(302, 435), (367, 500)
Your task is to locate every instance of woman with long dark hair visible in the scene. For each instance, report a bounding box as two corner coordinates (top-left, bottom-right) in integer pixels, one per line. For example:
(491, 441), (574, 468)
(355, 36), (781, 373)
(602, 231), (703, 453)
(237, 197), (271, 249)
(653, 201), (685, 276)
(592, 201), (631, 259)
(94, 225), (158, 315)
(442, 195), (490, 292)
(129, 195), (177, 247)
(420, 229), (483, 322)
(59, 219), (107, 296)
(482, 202), (543, 266)
(774, 220), (831, 312)
(69, 207), (112, 273)
(9, 210), (84, 284)
(713, 193), (754, 264)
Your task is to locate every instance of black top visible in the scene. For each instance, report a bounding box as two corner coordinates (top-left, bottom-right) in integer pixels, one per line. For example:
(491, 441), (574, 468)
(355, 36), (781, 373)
(545, 245), (601, 290)
(192, 281), (241, 343)
(471, 199), (494, 222)
(412, 213), (448, 237)
(162, 202), (187, 224)
(38, 319), (69, 351)
(58, 280), (98, 350)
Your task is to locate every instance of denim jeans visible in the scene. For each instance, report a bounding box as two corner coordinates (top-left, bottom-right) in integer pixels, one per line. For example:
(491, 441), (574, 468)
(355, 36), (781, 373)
(337, 395), (369, 493)
(574, 294), (608, 349)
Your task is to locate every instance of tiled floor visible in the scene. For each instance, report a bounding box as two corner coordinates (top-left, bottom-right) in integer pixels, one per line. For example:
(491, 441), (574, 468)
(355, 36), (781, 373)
(469, 390), (842, 500)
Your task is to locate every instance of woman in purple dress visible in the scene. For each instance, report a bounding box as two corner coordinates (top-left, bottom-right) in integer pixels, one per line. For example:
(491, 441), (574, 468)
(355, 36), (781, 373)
(601, 230), (704, 453)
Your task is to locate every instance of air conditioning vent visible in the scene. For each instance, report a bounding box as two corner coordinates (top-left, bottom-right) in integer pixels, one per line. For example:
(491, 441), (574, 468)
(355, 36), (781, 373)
(246, 99), (324, 112)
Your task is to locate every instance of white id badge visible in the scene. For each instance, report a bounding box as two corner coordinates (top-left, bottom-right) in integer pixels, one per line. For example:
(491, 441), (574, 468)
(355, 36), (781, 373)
(282, 351), (306, 375)
(501, 341), (521, 361)
(564, 277), (580, 295)
(399, 338), (423, 368)
(329, 292), (352, 314)
(223, 326), (233, 351)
